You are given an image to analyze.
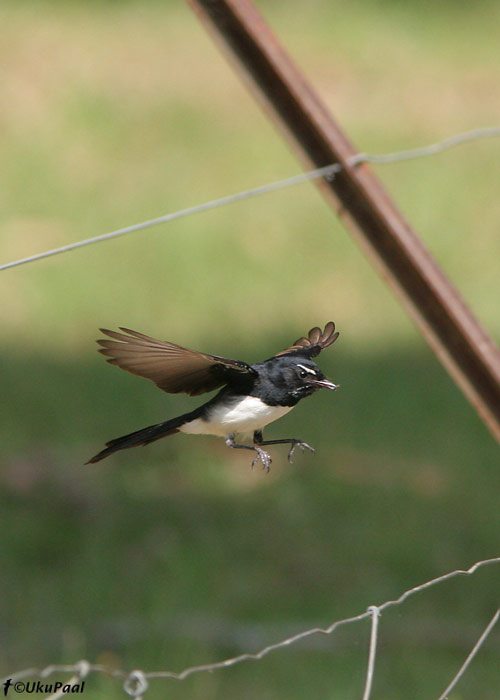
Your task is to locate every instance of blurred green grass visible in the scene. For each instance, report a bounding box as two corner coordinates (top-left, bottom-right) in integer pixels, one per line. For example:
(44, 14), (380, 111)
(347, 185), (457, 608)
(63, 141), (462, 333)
(1, 1), (500, 698)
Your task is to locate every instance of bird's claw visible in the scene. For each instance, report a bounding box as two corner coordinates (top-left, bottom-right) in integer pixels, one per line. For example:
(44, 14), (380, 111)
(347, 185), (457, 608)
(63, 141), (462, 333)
(252, 447), (272, 472)
(287, 440), (315, 464)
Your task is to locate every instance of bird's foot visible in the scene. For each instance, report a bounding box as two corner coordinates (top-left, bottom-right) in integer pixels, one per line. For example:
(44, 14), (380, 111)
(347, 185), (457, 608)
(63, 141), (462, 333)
(287, 440), (315, 464)
(251, 447), (272, 472)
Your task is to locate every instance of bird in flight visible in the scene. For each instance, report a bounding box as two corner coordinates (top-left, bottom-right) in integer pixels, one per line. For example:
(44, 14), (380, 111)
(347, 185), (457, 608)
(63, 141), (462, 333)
(87, 322), (340, 470)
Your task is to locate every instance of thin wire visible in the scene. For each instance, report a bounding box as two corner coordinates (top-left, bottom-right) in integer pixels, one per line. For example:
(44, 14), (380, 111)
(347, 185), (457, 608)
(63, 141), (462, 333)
(123, 670), (149, 699)
(350, 125), (500, 165)
(37, 661), (89, 700)
(362, 606), (381, 700)
(1, 125), (499, 272)
(2, 556), (499, 695)
(376, 556), (500, 614)
(146, 608), (372, 681)
(0, 163), (341, 272)
(436, 607), (500, 700)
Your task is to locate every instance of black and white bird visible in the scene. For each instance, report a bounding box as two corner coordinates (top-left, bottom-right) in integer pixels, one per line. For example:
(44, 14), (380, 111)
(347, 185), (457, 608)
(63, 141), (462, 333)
(87, 322), (340, 469)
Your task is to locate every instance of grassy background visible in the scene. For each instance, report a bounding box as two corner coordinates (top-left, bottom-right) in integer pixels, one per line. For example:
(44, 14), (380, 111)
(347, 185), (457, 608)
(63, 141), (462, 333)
(1, 0), (500, 698)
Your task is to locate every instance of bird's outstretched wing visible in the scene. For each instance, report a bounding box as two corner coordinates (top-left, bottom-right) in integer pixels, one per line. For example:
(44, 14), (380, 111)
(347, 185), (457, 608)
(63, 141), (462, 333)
(274, 322), (339, 359)
(97, 328), (256, 396)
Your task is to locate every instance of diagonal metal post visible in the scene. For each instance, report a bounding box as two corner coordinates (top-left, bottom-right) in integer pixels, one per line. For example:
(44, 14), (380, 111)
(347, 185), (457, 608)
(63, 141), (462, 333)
(188, 0), (500, 444)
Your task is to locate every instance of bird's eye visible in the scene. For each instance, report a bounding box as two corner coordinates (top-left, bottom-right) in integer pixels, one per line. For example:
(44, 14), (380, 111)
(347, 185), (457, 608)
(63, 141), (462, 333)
(299, 370), (307, 378)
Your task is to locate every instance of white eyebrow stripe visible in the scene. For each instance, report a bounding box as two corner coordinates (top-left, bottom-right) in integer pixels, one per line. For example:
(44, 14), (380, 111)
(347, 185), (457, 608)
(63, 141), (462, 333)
(297, 364), (317, 375)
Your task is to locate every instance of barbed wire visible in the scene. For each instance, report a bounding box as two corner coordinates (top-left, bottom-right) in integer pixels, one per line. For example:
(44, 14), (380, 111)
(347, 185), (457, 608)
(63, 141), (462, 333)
(1, 125), (499, 273)
(2, 557), (499, 699)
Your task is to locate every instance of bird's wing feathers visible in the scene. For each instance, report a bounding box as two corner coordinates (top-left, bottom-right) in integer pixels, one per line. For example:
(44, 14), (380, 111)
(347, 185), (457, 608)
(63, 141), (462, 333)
(275, 321), (339, 359)
(97, 328), (255, 396)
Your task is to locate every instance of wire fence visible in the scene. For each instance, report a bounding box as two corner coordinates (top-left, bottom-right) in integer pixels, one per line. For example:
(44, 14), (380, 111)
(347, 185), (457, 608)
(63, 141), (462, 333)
(1, 125), (499, 273)
(3, 120), (500, 697)
(2, 557), (499, 699)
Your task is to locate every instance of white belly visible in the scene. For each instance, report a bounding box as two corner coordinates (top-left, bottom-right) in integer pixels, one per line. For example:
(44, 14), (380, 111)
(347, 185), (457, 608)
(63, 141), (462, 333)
(180, 396), (293, 437)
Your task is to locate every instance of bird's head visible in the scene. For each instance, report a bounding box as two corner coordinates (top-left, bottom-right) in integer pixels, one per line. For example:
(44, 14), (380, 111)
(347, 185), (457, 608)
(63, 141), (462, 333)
(269, 356), (339, 399)
(293, 359), (339, 394)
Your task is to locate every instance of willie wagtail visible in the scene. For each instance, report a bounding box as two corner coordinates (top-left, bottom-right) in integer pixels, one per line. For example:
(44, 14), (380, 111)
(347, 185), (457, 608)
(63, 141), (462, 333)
(87, 322), (339, 470)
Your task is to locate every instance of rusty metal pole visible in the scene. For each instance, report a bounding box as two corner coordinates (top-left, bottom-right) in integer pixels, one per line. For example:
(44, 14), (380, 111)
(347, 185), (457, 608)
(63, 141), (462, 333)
(188, 0), (500, 444)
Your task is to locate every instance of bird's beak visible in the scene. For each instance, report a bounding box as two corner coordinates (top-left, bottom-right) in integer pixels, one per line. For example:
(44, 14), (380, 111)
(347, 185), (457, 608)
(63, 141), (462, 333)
(310, 377), (339, 390)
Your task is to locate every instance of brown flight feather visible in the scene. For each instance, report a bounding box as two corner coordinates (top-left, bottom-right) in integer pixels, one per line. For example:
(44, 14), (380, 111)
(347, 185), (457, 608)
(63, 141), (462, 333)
(97, 328), (254, 396)
(275, 321), (339, 359)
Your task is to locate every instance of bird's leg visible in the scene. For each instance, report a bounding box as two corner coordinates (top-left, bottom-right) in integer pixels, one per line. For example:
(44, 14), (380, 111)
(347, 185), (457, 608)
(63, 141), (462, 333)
(225, 434), (272, 472)
(253, 430), (315, 464)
